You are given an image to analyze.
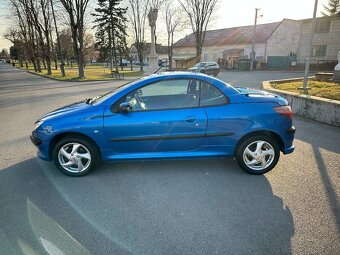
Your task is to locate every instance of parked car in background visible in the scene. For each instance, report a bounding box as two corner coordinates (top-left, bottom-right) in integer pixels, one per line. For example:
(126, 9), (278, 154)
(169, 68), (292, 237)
(118, 59), (129, 66)
(31, 72), (295, 176)
(188, 62), (220, 76)
(134, 61), (149, 66)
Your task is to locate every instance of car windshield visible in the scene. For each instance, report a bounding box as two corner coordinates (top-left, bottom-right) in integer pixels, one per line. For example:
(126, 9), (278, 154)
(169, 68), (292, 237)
(89, 78), (144, 104)
(194, 62), (207, 67)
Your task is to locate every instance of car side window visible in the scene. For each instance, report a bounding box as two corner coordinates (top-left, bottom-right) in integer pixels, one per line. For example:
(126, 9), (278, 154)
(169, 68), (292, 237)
(200, 82), (228, 107)
(119, 79), (200, 112)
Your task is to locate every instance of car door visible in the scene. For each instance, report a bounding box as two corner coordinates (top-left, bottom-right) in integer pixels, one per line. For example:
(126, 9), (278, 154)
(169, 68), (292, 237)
(199, 81), (237, 155)
(103, 78), (208, 154)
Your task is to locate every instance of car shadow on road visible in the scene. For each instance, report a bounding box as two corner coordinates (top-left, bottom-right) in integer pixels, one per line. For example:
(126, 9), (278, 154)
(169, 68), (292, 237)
(0, 157), (295, 254)
(294, 116), (340, 234)
(0, 158), (133, 255)
(44, 158), (296, 254)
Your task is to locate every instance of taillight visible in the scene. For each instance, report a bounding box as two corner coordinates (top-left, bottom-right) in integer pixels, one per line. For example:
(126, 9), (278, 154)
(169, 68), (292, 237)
(274, 105), (292, 119)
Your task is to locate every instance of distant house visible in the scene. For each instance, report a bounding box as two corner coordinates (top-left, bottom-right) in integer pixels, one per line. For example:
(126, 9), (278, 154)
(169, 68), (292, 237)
(129, 43), (168, 64)
(297, 14), (340, 67)
(173, 19), (301, 69)
(174, 15), (340, 70)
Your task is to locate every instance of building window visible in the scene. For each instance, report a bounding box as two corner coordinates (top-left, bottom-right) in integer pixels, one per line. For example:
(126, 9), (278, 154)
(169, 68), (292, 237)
(314, 20), (331, 34)
(212, 52), (218, 61)
(203, 53), (208, 61)
(312, 45), (327, 57)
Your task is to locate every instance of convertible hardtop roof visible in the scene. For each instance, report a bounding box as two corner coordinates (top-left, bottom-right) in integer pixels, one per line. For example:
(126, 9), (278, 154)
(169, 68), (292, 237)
(153, 71), (209, 78)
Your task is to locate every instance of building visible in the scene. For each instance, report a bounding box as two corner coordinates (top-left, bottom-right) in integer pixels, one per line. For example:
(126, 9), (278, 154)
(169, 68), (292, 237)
(173, 19), (301, 69)
(297, 14), (340, 67)
(173, 15), (340, 70)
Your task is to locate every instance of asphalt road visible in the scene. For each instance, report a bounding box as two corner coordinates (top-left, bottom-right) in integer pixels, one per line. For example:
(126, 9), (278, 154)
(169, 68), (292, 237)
(0, 63), (339, 255)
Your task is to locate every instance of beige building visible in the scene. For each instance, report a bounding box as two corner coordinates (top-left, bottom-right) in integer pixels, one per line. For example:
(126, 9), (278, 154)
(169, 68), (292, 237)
(297, 15), (340, 65)
(173, 19), (301, 69)
(173, 15), (340, 69)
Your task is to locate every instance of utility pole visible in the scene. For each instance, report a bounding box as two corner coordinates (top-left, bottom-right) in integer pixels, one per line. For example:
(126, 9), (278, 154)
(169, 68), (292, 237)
(301, 0), (318, 92)
(50, 0), (65, 77)
(250, 8), (260, 71)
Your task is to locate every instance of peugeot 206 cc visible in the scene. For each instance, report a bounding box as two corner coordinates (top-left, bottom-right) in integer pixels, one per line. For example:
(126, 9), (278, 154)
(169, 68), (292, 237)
(31, 72), (295, 176)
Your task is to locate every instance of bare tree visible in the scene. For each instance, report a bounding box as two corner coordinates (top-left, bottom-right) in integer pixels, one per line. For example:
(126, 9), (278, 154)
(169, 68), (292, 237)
(127, 0), (150, 71)
(50, 0), (66, 76)
(179, 0), (217, 58)
(59, 0), (90, 79)
(58, 29), (74, 65)
(164, 2), (182, 69)
(28, 0), (53, 75)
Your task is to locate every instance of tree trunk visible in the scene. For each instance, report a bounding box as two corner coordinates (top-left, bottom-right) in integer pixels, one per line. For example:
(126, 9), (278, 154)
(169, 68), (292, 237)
(70, 25), (85, 79)
(108, 27), (113, 70)
(49, 29), (58, 70)
(196, 43), (202, 59)
(36, 58), (41, 72)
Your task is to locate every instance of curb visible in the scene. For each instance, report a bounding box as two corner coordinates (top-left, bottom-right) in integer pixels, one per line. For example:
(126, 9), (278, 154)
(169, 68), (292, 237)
(262, 79), (340, 127)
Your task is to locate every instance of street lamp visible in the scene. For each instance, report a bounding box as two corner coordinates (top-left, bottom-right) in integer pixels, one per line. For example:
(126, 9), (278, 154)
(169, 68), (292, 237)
(301, 0), (318, 93)
(250, 8), (262, 71)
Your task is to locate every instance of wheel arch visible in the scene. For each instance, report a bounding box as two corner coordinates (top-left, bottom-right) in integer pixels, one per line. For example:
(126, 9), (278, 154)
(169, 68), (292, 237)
(234, 130), (284, 156)
(49, 132), (102, 161)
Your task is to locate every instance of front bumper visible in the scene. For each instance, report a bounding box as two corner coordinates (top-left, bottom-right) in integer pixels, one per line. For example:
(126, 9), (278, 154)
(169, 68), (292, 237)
(30, 133), (42, 146)
(30, 132), (51, 161)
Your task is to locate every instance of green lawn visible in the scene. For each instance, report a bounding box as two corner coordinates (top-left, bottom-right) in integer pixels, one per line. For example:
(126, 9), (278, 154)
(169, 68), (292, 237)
(17, 63), (143, 81)
(271, 79), (340, 101)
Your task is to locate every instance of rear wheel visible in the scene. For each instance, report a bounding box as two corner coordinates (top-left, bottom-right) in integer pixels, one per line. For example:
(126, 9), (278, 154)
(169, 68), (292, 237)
(236, 135), (280, 175)
(53, 137), (98, 176)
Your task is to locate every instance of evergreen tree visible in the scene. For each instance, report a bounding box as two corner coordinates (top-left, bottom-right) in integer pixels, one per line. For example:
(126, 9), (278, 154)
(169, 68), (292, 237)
(322, 0), (340, 16)
(92, 0), (127, 71)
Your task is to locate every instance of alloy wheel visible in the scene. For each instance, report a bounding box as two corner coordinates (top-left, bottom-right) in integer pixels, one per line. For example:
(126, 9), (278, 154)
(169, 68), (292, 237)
(242, 140), (275, 171)
(57, 142), (92, 173)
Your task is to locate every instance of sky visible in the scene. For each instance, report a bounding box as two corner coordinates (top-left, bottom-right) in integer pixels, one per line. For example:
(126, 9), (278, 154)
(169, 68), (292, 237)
(0, 0), (329, 50)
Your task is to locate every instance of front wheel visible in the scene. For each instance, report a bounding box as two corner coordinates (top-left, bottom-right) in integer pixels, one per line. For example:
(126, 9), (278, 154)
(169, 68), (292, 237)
(53, 137), (98, 176)
(236, 135), (280, 175)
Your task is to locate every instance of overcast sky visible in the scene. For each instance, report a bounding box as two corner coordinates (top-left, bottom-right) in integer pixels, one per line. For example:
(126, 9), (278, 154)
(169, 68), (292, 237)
(0, 0), (329, 50)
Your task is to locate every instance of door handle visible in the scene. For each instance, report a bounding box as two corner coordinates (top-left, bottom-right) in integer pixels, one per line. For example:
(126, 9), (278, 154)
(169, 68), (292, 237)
(185, 116), (196, 123)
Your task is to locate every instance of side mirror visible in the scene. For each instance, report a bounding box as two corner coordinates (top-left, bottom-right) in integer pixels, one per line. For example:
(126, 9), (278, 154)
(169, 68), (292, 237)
(118, 102), (132, 113)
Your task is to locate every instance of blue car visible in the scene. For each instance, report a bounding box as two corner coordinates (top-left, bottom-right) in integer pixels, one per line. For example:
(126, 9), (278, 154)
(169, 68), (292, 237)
(31, 72), (295, 176)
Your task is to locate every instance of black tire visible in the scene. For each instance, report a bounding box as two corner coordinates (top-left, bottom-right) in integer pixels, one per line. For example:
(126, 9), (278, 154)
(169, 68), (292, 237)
(52, 136), (98, 176)
(235, 135), (280, 175)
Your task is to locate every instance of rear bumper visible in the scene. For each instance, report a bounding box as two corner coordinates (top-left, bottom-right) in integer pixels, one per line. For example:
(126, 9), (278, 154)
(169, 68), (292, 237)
(286, 126), (296, 135)
(283, 145), (295, 154)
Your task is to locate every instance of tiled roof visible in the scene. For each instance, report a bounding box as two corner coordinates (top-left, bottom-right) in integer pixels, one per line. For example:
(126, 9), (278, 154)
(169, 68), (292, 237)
(174, 21), (282, 47)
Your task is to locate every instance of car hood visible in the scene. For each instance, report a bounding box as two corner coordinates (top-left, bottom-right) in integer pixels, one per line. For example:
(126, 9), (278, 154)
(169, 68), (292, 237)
(38, 101), (90, 121)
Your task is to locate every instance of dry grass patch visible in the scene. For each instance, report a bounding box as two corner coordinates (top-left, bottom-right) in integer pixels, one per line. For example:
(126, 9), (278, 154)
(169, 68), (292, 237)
(271, 79), (340, 101)
(18, 63), (143, 81)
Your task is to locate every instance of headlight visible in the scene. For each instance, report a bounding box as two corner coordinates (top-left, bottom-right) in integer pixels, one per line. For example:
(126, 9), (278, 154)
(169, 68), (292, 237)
(34, 120), (43, 130)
